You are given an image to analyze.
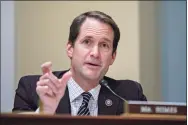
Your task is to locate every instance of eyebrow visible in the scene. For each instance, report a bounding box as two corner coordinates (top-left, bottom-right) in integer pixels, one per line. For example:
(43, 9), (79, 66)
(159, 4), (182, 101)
(84, 36), (94, 39)
(83, 36), (112, 43)
(101, 38), (112, 43)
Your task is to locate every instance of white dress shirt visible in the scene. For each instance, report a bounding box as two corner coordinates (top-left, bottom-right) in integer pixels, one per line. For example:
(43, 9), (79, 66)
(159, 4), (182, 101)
(67, 77), (101, 116)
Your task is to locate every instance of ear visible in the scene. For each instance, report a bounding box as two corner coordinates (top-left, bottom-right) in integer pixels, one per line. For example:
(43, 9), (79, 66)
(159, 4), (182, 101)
(110, 51), (116, 65)
(66, 42), (74, 59)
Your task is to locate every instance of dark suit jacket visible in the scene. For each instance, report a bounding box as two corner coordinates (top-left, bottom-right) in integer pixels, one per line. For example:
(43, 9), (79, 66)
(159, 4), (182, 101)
(13, 70), (147, 115)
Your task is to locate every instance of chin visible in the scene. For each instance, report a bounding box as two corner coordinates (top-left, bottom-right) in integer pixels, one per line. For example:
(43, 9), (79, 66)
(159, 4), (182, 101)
(82, 71), (101, 81)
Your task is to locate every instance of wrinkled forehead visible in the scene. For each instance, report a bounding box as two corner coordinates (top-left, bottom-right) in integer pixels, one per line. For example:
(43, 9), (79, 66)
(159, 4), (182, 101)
(78, 18), (114, 42)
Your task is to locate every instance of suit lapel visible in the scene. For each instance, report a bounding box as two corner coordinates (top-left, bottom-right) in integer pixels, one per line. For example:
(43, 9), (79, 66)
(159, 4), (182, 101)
(55, 71), (71, 114)
(98, 86), (120, 115)
(55, 87), (71, 114)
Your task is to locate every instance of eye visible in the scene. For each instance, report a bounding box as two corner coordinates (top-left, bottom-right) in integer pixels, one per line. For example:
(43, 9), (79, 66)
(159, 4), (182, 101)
(83, 39), (90, 45)
(101, 43), (109, 48)
(99, 42), (110, 52)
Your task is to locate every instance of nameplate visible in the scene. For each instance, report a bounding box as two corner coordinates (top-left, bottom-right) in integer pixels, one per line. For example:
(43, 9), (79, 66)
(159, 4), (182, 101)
(124, 101), (186, 115)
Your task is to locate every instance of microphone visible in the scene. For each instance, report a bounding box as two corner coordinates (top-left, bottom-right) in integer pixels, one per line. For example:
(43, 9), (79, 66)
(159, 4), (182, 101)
(99, 79), (128, 103)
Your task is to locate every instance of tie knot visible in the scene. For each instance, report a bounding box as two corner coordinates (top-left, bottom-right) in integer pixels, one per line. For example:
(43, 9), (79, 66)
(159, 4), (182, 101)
(82, 92), (92, 103)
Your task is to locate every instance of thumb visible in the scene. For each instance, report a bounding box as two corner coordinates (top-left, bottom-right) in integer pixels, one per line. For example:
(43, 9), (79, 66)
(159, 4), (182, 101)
(41, 61), (52, 74)
(60, 71), (72, 85)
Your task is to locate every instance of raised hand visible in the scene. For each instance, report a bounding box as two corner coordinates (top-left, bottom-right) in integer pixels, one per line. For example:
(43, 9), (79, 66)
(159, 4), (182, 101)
(36, 62), (71, 114)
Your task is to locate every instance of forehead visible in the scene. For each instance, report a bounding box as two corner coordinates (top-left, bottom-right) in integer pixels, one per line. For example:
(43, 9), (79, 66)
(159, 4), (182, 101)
(78, 18), (114, 42)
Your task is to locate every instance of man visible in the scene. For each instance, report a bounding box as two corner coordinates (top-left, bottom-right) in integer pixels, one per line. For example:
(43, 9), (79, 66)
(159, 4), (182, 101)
(13, 11), (147, 116)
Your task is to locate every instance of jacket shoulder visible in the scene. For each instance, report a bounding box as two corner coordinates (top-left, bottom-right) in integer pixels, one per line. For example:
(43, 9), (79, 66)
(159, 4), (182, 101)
(13, 70), (67, 112)
(104, 76), (147, 101)
(104, 76), (140, 88)
(17, 70), (67, 89)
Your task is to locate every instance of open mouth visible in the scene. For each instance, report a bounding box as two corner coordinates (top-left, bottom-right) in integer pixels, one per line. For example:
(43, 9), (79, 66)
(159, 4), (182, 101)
(87, 63), (99, 66)
(85, 62), (101, 68)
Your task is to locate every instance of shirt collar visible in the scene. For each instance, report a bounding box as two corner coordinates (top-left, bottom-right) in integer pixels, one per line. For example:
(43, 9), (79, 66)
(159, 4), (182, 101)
(67, 77), (101, 102)
(89, 84), (101, 101)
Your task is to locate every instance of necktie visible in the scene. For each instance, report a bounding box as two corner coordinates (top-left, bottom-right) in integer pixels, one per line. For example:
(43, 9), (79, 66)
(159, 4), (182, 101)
(77, 92), (92, 116)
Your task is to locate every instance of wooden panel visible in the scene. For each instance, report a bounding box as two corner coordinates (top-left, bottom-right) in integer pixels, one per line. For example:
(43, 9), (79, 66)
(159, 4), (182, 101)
(1, 113), (186, 125)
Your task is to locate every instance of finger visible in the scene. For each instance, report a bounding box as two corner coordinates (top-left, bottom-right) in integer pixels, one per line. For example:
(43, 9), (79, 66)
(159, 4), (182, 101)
(39, 73), (50, 80)
(36, 85), (49, 95)
(41, 61), (52, 74)
(48, 72), (61, 88)
(39, 73), (59, 92)
(37, 79), (58, 94)
(36, 85), (54, 97)
(59, 71), (72, 87)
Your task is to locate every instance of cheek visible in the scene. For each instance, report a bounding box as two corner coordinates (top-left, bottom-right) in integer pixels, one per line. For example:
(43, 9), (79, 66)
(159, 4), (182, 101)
(72, 47), (89, 60)
(102, 55), (114, 66)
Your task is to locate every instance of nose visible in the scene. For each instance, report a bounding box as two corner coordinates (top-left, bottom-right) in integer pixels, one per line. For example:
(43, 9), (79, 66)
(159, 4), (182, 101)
(90, 45), (100, 58)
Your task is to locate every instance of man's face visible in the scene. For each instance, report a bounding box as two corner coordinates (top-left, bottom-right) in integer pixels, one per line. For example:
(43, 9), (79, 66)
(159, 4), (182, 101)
(67, 18), (116, 81)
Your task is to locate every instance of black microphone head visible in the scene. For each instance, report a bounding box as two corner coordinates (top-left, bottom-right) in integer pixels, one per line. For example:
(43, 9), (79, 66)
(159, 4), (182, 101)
(100, 79), (127, 103)
(99, 79), (108, 87)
